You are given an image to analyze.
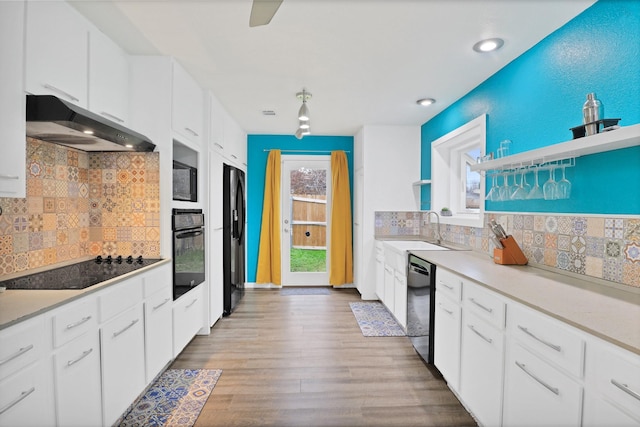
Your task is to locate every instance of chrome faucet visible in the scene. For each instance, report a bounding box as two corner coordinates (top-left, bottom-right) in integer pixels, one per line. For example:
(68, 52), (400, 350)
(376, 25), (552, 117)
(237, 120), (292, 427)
(425, 211), (442, 245)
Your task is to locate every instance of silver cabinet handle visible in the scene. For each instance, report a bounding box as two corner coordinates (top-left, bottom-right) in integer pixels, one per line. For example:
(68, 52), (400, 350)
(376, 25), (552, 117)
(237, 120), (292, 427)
(112, 318), (139, 338)
(517, 325), (562, 352)
(611, 379), (640, 401)
(469, 298), (493, 313)
(439, 281), (454, 290)
(515, 361), (559, 395)
(100, 111), (124, 123)
(185, 299), (198, 309)
(0, 174), (19, 180)
(43, 83), (79, 102)
(468, 324), (492, 344)
(67, 348), (93, 367)
(0, 387), (35, 415)
(384, 266), (393, 273)
(231, 154), (238, 159)
(152, 298), (170, 311)
(66, 316), (92, 330)
(438, 303), (453, 315)
(214, 142), (224, 149)
(184, 127), (199, 137)
(0, 344), (34, 366)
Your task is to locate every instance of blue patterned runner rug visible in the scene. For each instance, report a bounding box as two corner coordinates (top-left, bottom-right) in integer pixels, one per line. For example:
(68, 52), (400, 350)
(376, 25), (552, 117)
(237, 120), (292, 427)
(116, 368), (222, 427)
(349, 302), (406, 337)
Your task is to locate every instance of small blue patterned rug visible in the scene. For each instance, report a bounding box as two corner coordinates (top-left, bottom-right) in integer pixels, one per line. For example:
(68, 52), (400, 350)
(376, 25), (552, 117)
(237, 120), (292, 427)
(349, 302), (406, 337)
(280, 287), (331, 295)
(116, 368), (222, 427)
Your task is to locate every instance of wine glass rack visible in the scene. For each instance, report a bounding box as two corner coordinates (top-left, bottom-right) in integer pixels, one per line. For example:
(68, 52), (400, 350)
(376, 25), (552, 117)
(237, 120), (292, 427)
(470, 123), (640, 174)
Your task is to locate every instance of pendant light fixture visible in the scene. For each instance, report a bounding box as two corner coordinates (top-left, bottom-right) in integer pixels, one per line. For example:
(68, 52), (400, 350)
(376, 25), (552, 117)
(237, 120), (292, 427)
(295, 89), (312, 139)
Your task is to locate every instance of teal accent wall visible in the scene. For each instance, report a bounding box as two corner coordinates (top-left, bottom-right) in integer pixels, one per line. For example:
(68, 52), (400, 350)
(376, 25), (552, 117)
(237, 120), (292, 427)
(421, 0), (640, 214)
(246, 135), (354, 282)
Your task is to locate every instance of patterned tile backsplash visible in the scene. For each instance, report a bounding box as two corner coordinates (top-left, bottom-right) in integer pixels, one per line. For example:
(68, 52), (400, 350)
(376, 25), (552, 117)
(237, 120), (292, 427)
(0, 138), (160, 277)
(375, 211), (640, 289)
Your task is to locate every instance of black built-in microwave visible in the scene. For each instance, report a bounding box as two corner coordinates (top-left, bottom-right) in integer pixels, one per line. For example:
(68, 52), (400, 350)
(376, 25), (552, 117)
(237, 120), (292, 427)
(172, 160), (197, 202)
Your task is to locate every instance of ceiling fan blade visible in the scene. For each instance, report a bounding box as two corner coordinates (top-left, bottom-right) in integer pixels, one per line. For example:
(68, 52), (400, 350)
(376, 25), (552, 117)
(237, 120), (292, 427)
(249, 0), (283, 27)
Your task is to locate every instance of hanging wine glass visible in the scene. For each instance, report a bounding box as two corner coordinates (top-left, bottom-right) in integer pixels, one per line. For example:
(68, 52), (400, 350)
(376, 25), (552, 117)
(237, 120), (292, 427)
(527, 166), (544, 199)
(556, 164), (572, 199)
(486, 174), (499, 201)
(511, 171), (530, 200)
(543, 165), (557, 200)
(499, 172), (512, 201)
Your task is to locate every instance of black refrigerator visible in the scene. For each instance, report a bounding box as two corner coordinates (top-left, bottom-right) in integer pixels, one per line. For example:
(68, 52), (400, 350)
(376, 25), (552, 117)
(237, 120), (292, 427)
(223, 164), (245, 316)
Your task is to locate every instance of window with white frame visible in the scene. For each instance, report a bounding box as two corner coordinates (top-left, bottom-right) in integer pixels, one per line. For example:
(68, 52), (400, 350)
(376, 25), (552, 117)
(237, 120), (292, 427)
(431, 114), (486, 227)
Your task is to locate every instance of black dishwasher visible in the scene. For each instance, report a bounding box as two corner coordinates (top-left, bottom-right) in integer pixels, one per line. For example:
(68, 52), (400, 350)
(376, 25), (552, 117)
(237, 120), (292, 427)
(407, 253), (436, 364)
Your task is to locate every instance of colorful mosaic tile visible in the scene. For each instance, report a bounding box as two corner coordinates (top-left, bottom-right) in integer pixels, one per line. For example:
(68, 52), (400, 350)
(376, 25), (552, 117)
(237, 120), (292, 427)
(0, 139), (161, 276)
(375, 210), (638, 290)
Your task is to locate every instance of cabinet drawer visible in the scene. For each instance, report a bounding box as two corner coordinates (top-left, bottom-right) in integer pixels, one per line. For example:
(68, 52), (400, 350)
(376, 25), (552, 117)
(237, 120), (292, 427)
(436, 268), (462, 301)
(587, 340), (640, 420)
(0, 360), (54, 426)
(52, 296), (98, 348)
(0, 316), (46, 382)
(508, 303), (584, 378)
(142, 262), (172, 297)
(173, 288), (204, 356)
(98, 276), (143, 322)
(504, 342), (582, 427)
(463, 281), (506, 330)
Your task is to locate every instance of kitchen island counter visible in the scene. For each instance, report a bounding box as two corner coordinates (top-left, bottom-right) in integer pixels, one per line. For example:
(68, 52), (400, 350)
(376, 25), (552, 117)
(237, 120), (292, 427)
(411, 249), (640, 355)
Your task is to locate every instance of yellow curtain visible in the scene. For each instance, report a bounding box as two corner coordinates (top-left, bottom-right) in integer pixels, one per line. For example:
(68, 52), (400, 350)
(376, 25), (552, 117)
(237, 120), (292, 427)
(256, 149), (282, 285)
(329, 150), (353, 285)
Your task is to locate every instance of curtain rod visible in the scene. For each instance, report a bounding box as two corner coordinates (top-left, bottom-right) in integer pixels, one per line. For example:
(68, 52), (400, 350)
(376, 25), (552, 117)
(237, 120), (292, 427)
(263, 149), (351, 153)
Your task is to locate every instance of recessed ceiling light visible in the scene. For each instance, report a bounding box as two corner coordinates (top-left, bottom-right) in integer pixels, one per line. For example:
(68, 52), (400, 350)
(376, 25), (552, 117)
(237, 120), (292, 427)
(473, 38), (504, 53)
(416, 98), (435, 106)
(83, 130), (94, 135)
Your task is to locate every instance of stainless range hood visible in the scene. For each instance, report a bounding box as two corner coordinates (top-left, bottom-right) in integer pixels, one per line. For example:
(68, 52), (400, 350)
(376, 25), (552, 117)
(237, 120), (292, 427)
(26, 95), (155, 152)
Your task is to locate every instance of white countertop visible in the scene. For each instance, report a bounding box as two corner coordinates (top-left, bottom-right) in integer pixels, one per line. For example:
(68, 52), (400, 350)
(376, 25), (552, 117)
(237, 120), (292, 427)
(0, 258), (172, 330)
(411, 250), (640, 355)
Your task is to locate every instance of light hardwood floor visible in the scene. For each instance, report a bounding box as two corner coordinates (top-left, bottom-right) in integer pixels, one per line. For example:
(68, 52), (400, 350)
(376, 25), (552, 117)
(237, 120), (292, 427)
(170, 288), (477, 427)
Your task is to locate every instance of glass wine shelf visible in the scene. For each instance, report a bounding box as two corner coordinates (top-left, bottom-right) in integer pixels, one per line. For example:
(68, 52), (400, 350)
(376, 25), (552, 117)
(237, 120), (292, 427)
(470, 123), (640, 172)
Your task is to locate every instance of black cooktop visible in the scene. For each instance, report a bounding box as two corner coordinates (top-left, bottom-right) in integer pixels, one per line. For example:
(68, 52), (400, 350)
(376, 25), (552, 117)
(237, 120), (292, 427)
(1, 256), (163, 290)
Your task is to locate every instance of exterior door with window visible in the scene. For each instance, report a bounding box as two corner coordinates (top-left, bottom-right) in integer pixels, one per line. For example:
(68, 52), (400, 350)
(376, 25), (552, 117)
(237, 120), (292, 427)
(281, 156), (331, 286)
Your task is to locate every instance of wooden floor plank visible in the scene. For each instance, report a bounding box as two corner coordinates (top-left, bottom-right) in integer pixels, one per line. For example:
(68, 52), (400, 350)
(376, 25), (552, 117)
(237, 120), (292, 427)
(171, 288), (476, 427)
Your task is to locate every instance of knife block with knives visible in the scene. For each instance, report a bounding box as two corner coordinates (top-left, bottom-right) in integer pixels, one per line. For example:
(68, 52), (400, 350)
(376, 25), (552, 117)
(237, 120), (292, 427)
(489, 220), (528, 265)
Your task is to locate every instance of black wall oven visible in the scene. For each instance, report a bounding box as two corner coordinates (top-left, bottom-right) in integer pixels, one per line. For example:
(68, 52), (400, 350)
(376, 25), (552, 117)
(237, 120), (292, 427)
(172, 209), (205, 300)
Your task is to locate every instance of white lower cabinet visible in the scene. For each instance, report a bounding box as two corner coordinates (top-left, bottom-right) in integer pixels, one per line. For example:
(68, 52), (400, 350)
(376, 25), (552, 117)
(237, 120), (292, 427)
(0, 360), (55, 427)
(434, 290), (462, 392)
(460, 310), (505, 427)
(583, 336), (640, 426)
(173, 286), (204, 357)
(375, 243), (384, 301)
(54, 331), (102, 427)
(100, 305), (146, 426)
(144, 286), (173, 383)
(394, 271), (407, 329)
(383, 264), (395, 313)
(503, 342), (583, 427)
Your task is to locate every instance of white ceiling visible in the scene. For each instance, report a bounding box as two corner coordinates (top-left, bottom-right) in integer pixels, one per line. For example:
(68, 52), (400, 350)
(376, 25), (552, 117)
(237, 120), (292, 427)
(69, 0), (595, 137)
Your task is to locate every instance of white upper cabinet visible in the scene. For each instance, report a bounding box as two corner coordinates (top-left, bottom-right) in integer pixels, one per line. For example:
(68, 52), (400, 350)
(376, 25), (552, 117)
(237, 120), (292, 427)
(88, 28), (130, 126)
(209, 91), (226, 151)
(0, 1), (26, 198)
(172, 60), (204, 146)
(208, 91), (247, 169)
(25, 1), (90, 107)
